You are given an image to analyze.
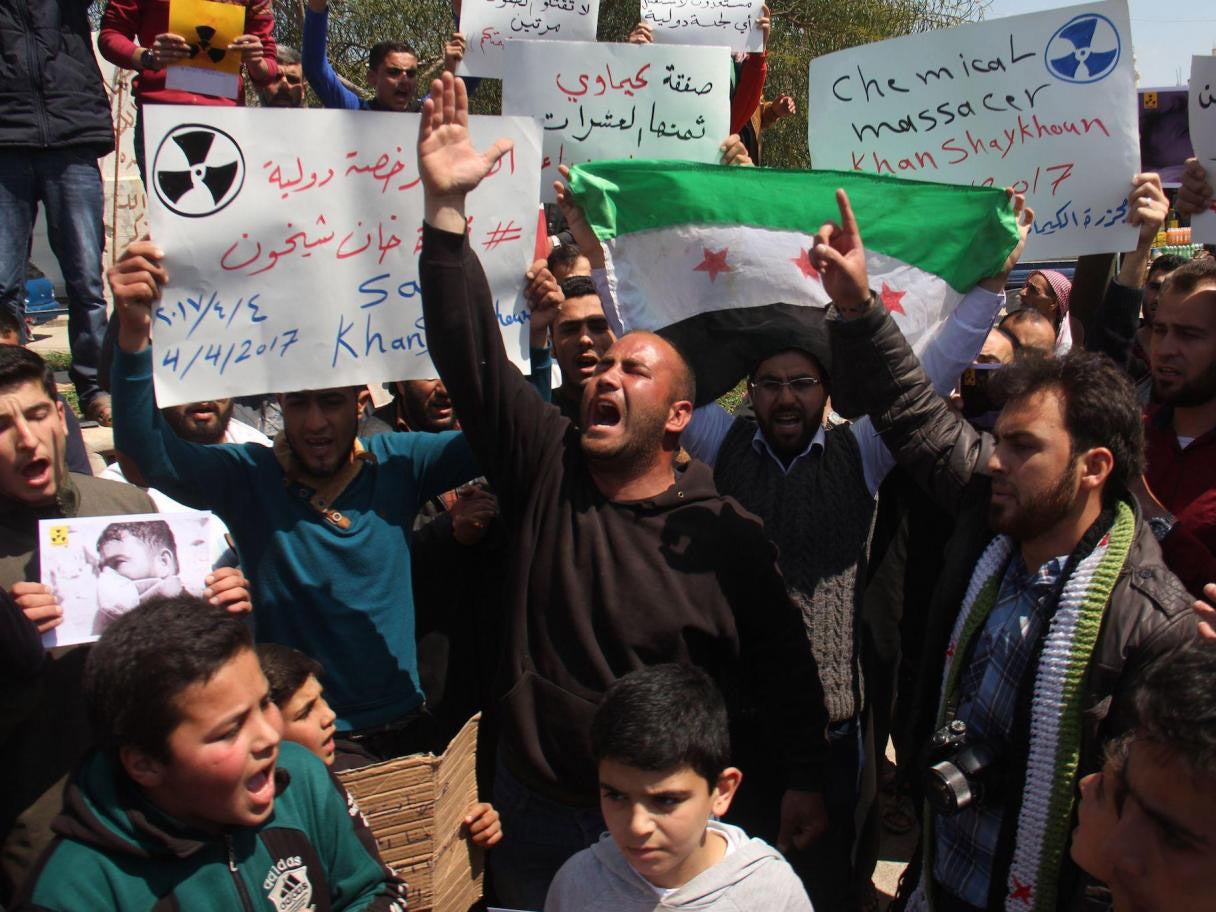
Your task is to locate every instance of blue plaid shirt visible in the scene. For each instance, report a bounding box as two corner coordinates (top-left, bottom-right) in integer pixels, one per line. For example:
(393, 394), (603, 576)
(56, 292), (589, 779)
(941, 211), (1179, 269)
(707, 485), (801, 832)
(934, 552), (1067, 907)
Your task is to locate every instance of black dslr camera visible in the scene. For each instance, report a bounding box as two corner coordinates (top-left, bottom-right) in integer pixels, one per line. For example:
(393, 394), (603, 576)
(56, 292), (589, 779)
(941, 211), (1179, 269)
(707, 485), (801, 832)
(924, 719), (1005, 816)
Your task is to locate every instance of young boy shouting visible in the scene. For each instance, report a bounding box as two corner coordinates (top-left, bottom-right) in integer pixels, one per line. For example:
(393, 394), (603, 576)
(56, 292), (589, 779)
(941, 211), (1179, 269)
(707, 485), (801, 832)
(14, 597), (409, 911)
(545, 664), (813, 911)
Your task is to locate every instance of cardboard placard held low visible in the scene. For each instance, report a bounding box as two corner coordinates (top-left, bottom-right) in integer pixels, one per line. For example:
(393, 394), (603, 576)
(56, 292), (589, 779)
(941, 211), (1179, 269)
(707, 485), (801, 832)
(338, 714), (483, 912)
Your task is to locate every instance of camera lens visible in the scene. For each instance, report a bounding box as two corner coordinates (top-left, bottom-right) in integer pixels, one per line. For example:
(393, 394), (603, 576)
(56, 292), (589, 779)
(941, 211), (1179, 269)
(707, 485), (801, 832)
(926, 759), (976, 816)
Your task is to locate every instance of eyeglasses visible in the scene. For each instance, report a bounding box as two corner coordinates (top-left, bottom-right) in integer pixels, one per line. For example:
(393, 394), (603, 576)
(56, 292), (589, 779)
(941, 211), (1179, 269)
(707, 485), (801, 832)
(384, 67), (418, 78)
(751, 377), (823, 396)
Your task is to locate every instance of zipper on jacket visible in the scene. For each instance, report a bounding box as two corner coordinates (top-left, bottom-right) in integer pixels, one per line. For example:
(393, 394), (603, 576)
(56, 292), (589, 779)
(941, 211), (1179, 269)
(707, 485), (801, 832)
(17, 0), (52, 147)
(225, 835), (256, 912)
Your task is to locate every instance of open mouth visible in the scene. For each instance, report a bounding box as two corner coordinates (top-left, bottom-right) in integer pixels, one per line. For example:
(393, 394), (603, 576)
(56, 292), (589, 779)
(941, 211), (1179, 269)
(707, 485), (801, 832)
(20, 457), (51, 485)
(772, 410), (803, 428)
(589, 399), (621, 429)
(246, 762), (277, 804)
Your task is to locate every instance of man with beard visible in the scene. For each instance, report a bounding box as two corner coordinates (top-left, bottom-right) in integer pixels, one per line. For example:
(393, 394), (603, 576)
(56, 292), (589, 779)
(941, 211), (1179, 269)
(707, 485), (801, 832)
(812, 189), (1196, 912)
(676, 260), (1015, 908)
(106, 239), (480, 760)
(1132, 258), (1216, 598)
(101, 396), (269, 568)
(416, 74), (830, 909)
(256, 45), (307, 108)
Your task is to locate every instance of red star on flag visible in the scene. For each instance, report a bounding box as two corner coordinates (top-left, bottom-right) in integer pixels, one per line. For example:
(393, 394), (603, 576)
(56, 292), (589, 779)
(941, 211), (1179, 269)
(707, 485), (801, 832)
(792, 248), (820, 281)
(694, 247), (733, 283)
(1009, 877), (1033, 904)
(880, 281), (907, 315)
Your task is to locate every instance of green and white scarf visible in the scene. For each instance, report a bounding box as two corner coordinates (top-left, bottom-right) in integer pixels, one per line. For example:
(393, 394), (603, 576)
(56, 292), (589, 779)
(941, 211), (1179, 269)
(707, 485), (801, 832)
(908, 501), (1136, 912)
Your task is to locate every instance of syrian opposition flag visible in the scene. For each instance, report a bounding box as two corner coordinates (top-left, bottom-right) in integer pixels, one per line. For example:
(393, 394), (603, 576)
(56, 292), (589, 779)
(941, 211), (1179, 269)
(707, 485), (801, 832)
(567, 161), (1020, 404)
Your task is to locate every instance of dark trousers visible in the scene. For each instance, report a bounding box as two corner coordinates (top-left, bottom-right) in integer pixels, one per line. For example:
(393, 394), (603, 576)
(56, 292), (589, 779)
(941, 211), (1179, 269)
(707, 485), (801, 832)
(0, 148), (108, 406)
(489, 754), (605, 910)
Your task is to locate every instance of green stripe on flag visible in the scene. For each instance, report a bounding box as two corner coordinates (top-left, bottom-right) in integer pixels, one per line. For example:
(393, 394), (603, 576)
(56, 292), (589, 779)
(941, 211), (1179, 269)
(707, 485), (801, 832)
(568, 160), (1019, 293)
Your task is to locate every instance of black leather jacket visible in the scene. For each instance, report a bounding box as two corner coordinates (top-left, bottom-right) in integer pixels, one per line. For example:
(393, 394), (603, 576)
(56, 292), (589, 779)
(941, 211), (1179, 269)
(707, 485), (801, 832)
(0, 0), (113, 153)
(828, 301), (1196, 909)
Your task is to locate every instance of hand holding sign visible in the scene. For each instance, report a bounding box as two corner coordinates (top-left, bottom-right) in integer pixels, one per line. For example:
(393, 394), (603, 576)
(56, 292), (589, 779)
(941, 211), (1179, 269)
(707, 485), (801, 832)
(1176, 158), (1214, 219)
(419, 74), (516, 233)
(108, 238), (167, 354)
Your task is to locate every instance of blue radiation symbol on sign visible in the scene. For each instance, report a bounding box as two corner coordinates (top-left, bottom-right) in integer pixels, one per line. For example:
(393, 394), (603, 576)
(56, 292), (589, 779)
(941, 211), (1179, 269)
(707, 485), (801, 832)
(1044, 13), (1121, 84)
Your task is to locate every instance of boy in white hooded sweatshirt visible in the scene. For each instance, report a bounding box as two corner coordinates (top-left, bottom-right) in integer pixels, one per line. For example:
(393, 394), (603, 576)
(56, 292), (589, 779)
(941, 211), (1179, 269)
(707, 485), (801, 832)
(544, 664), (814, 912)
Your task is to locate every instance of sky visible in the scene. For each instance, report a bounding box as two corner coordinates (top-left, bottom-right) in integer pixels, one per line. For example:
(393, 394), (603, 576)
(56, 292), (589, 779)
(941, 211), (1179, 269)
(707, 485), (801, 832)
(986, 0), (1214, 87)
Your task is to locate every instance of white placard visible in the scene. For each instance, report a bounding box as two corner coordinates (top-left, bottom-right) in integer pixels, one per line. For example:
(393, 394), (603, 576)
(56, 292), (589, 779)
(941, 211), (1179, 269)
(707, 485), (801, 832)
(502, 40), (730, 202)
(641, 0), (764, 52)
(165, 65), (240, 100)
(807, 0), (1139, 258)
(457, 0), (600, 79)
(143, 106), (541, 407)
(1189, 56), (1216, 243)
(40, 513), (214, 647)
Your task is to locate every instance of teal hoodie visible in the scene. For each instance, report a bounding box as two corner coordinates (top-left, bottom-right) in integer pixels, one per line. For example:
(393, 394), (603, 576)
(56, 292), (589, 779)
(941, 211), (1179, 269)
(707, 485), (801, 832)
(14, 742), (408, 911)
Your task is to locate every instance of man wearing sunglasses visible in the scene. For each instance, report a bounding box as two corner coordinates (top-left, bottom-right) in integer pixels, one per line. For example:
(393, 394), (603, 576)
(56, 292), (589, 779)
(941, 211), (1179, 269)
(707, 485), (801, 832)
(679, 272), (1017, 908)
(304, 0), (422, 112)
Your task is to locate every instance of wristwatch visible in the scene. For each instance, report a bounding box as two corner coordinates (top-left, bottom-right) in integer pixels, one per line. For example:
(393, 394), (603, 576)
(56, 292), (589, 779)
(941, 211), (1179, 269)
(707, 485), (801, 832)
(139, 48), (157, 70)
(1148, 514), (1176, 543)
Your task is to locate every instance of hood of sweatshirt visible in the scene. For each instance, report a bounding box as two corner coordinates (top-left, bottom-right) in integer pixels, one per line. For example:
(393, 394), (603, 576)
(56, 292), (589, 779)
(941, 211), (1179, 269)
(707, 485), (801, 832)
(610, 457), (724, 512)
(587, 822), (791, 908)
(51, 750), (291, 860)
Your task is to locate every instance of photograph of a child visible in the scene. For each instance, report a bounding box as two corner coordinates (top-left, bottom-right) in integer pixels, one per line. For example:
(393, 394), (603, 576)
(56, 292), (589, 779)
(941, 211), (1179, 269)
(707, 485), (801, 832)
(39, 512), (214, 647)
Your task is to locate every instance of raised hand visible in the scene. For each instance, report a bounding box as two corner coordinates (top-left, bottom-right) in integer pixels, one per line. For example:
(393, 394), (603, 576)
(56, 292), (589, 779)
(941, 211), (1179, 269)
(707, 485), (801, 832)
(554, 165), (604, 268)
(771, 94), (796, 119)
(525, 259), (563, 348)
(980, 189), (1034, 292)
(719, 134), (753, 167)
(108, 237), (167, 353)
(444, 32), (467, 73)
(1176, 158), (1213, 218)
(1127, 172), (1168, 241)
(809, 189), (870, 315)
(418, 73), (514, 234)
(758, 4), (770, 50)
(628, 21), (653, 44)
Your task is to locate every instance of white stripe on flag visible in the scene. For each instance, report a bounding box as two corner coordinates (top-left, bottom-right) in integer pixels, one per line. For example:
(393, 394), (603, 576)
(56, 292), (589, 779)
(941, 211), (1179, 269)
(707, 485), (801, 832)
(603, 224), (964, 346)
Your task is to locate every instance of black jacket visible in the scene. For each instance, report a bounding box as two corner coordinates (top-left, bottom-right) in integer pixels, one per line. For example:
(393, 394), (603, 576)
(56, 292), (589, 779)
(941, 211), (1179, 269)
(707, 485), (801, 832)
(420, 223), (830, 804)
(0, 0), (114, 153)
(828, 303), (1195, 910)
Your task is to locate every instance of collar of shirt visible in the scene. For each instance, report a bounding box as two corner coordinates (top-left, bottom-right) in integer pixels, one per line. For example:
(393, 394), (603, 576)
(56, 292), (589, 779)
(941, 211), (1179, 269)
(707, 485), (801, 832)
(751, 424), (825, 475)
(1003, 551), (1069, 599)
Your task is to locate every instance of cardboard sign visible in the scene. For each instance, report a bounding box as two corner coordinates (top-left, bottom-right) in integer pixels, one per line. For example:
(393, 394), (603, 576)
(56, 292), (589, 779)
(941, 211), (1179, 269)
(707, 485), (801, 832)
(165, 0), (244, 98)
(1189, 56), (1216, 243)
(457, 0), (600, 79)
(143, 106), (542, 407)
(502, 40), (729, 201)
(641, 0), (764, 53)
(338, 714), (483, 912)
(40, 513), (214, 648)
(807, 0), (1140, 258)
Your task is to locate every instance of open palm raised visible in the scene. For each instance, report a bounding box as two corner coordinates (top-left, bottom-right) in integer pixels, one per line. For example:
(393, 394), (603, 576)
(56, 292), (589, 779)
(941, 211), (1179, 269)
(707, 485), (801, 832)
(417, 73), (514, 206)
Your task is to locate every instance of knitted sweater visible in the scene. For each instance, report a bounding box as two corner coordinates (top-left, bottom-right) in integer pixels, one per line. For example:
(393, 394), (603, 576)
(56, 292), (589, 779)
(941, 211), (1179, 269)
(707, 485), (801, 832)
(714, 419), (873, 722)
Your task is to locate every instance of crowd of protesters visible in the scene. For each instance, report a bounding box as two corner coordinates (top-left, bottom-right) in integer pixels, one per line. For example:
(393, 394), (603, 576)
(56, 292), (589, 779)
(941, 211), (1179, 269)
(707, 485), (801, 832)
(4, 2), (1216, 911)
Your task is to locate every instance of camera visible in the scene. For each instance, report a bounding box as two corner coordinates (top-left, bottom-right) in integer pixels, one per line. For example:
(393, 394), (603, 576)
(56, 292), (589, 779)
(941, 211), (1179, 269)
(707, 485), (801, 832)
(924, 719), (1004, 816)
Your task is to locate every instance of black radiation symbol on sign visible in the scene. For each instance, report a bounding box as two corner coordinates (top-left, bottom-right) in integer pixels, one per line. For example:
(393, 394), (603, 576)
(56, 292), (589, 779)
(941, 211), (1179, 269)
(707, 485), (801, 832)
(152, 124), (245, 218)
(187, 25), (228, 65)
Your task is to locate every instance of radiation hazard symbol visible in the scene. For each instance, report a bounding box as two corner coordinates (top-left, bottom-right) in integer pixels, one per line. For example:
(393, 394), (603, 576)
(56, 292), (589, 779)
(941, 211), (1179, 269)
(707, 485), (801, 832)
(152, 124), (245, 219)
